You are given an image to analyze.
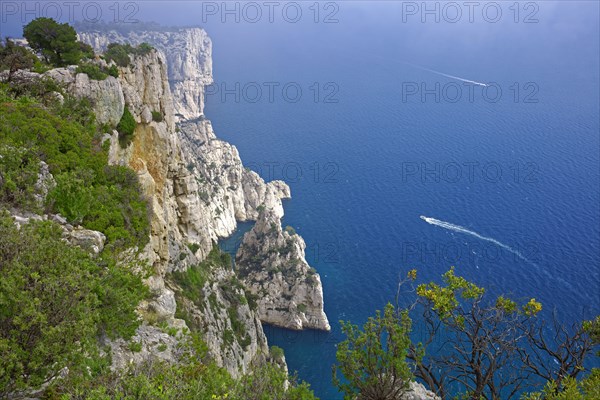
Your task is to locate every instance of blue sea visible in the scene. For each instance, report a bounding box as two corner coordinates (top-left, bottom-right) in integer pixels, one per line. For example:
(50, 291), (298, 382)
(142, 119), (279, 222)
(7, 2), (598, 398)
(204, 3), (600, 397)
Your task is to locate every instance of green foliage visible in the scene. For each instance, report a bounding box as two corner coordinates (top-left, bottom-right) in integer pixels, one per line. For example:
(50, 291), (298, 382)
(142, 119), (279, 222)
(117, 105), (136, 147)
(270, 345), (285, 361)
(521, 369), (600, 400)
(416, 266), (485, 320)
(54, 357), (234, 399)
(128, 341), (143, 353)
(152, 110), (163, 122)
(23, 18), (82, 66)
(76, 63), (108, 80)
(106, 64), (119, 78)
(0, 39), (37, 80)
(496, 295), (518, 314)
(234, 362), (317, 400)
(0, 84), (150, 249)
(0, 145), (40, 210)
(104, 43), (130, 67)
(583, 316), (600, 355)
(52, 350), (317, 400)
(297, 303), (308, 313)
(333, 303), (413, 400)
(103, 42), (155, 67)
(522, 298), (543, 317)
(228, 307), (251, 349)
(172, 246), (234, 309)
(187, 242), (201, 254)
(78, 41), (95, 59)
(285, 225), (297, 235)
(2, 74), (62, 102)
(0, 214), (146, 396)
(137, 42), (154, 55)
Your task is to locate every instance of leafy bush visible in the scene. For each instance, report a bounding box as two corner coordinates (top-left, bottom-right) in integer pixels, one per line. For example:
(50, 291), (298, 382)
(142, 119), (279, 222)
(76, 62), (108, 80)
(297, 303), (308, 313)
(104, 42), (155, 67)
(0, 214), (147, 396)
(128, 341), (143, 353)
(136, 42), (154, 55)
(107, 64), (119, 78)
(187, 242), (201, 254)
(2, 75), (62, 101)
(104, 43), (130, 67)
(0, 39), (37, 80)
(0, 145), (41, 210)
(333, 303), (413, 399)
(270, 345), (285, 361)
(79, 41), (95, 59)
(117, 105), (136, 147)
(152, 110), (163, 122)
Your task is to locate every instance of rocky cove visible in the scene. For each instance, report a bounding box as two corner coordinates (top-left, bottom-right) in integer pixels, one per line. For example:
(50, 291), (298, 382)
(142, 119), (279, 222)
(0, 24), (440, 399)
(73, 26), (332, 376)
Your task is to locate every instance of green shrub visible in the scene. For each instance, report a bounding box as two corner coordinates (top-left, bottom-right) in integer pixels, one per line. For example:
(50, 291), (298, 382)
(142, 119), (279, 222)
(0, 214), (147, 396)
(117, 105), (136, 147)
(270, 345), (285, 360)
(0, 145), (41, 210)
(187, 242), (201, 254)
(104, 43), (130, 67)
(297, 303), (308, 313)
(0, 39), (37, 80)
(3, 75), (61, 101)
(157, 343), (168, 352)
(104, 42), (155, 67)
(285, 225), (297, 235)
(76, 63), (108, 80)
(128, 341), (143, 352)
(136, 42), (154, 55)
(79, 41), (95, 59)
(151, 110), (163, 122)
(107, 64), (119, 78)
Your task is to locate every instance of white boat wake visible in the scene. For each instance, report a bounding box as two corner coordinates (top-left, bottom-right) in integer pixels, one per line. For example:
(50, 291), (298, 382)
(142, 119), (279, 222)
(420, 216), (532, 264)
(407, 63), (489, 87)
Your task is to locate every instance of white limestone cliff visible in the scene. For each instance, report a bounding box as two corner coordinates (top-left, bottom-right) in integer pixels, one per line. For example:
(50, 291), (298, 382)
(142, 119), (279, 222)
(78, 28), (212, 120)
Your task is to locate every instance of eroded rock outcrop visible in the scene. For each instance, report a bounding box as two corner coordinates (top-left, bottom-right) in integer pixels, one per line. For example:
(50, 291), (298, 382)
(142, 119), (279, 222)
(236, 209), (330, 331)
(403, 382), (441, 400)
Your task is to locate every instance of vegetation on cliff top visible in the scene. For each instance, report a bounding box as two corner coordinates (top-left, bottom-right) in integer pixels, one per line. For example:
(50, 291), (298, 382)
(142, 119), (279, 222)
(0, 82), (149, 249)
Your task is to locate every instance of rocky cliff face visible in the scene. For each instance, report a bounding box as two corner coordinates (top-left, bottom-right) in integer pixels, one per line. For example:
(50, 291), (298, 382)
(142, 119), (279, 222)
(78, 28), (212, 120)
(96, 49), (276, 376)
(236, 209), (330, 331)
(71, 27), (330, 378)
(46, 66), (124, 126)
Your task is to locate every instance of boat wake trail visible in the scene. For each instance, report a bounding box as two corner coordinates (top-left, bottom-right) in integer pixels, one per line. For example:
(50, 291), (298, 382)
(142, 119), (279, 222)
(406, 63), (489, 87)
(420, 216), (533, 265)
